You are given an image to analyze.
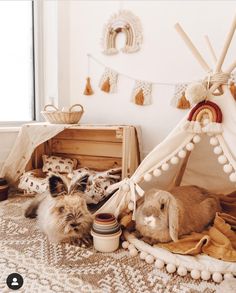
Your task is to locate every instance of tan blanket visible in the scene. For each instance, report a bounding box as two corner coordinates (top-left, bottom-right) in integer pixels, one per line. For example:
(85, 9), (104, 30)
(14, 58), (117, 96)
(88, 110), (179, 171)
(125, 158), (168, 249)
(157, 193), (236, 262)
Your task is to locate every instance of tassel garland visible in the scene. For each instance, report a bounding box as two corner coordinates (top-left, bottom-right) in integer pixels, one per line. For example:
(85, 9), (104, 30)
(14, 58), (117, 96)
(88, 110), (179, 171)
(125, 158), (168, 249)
(135, 89), (145, 105)
(230, 82), (236, 100)
(83, 77), (94, 95)
(99, 68), (118, 93)
(131, 81), (152, 106)
(101, 78), (111, 93)
(177, 92), (190, 109)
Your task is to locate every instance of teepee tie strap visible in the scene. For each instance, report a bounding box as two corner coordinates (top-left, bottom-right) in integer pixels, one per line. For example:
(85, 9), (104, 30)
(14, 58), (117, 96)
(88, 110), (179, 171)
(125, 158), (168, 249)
(124, 179), (144, 220)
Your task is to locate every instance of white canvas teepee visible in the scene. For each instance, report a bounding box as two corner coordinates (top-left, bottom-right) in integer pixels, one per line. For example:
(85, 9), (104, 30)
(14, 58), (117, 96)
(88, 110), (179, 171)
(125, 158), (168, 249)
(97, 16), (236, 278)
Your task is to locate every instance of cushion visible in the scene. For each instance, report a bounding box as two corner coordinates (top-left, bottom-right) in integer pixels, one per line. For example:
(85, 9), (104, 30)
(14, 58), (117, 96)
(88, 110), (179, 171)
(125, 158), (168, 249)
(18, 170), (49, 194)
(71, 167), (122, 204)
(42, 155), (77, 174)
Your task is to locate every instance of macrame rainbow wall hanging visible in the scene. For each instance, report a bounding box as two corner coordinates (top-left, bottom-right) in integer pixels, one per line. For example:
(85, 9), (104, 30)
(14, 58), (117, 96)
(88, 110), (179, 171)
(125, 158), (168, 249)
(183, 101), (223, 134)
(102, 10), (143, 55)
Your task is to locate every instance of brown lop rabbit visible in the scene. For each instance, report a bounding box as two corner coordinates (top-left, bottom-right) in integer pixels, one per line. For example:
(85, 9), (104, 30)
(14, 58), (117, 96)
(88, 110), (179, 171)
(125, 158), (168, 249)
(135, 185), (221, 244)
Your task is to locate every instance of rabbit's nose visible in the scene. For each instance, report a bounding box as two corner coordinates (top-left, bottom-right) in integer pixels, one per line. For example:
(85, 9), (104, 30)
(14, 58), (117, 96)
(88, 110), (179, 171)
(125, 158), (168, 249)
(144, 210), (152, 217)
(144, 216), (156, 228)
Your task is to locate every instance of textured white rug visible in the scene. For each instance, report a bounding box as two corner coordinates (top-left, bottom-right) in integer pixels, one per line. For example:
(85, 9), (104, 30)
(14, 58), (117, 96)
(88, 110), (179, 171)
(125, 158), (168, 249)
(0, 195), (219, 293)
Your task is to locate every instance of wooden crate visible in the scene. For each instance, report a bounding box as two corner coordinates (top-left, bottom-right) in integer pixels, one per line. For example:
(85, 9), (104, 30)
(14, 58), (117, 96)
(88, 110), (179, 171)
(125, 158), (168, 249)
(28, 125), (140, 179)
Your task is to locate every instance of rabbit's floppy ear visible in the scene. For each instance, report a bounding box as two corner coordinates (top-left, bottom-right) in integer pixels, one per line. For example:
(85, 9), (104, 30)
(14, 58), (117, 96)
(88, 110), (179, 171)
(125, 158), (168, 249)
(48, 175), (68, 197)
(167, 192), (180, 242)
(144, 188), (160, 200)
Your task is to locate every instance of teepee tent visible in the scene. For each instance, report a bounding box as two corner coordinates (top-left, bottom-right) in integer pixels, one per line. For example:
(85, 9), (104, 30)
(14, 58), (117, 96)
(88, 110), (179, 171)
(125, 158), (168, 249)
(97, 16), (236, 279)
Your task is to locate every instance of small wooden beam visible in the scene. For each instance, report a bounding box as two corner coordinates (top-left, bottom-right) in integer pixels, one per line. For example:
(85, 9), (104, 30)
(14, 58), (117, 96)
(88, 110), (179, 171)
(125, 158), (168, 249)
(174, 150), (191, 187)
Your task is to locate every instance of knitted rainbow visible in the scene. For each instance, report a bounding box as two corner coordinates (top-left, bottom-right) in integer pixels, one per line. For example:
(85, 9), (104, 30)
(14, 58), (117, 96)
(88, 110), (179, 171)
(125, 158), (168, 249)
(188, 101), (223, 123)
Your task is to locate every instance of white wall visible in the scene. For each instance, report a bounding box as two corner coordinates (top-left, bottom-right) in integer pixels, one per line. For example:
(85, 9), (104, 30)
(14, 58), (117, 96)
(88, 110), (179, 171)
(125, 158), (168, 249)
(66, 0), (236, 155)
(1, 1), (236, 167)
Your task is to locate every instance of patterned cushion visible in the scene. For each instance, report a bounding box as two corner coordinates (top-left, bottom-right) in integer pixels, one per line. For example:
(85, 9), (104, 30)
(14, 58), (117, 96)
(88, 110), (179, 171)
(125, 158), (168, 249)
(18, 171), (49, 194)
(71, 168), (122, 204)
(42, 155), (77, 174)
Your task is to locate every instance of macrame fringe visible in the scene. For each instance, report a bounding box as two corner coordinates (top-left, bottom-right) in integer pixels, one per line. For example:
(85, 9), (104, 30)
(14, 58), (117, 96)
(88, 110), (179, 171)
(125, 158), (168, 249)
(183, 121), (223, 134)
(83, 77), (94, 95)
(101, 78), (111, 93)
(230, 82), (236, 100)
(202, 122), (223, 134)
(177, 93), (190, 109)
(135, 89), (144, 105)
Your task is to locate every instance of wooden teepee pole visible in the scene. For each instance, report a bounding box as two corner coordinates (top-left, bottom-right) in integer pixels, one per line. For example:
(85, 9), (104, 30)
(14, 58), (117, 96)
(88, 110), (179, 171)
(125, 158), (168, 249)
(227, 60), (236, 73)
(174, 151), (191, 187)
(175, 23), (211, 72)
(204, 35), (217, 64)
(215, 14), (236, 73)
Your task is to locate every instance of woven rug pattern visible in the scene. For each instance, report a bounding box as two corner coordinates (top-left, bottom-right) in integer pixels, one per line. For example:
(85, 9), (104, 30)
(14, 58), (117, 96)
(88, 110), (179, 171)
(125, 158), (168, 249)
(0, 196), (219, 293)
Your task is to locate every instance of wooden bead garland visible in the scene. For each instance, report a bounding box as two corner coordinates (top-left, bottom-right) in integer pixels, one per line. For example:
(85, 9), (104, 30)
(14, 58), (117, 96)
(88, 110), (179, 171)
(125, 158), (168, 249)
(218, 155), (227, 164)
(229, 172), (236, 182)
(122, 242), (227, 283)
(177, 266), (188, 276)
(144, 173), (152, 182)
(166, 263), (176, 273)
(193, 135), (201, 143)
(140, 251), (148, 260)
(122, 183), (130, 192)
(122, 241), (129, 249)
(128, 244), (135, 250)
(214, 146), (223, 154)
(170, 156), (179, 165)
(223, 164), (233, 173)
(186, 142), (194, 151)
(153, 169), (162, 177)
(161, 163), (170, 171)
(224, 273), (234, 279)
(210, 137), (219, 146)
(178, 150), (187, 158)
(128, 201), (134, 211)
(201, 270), (211, 281)
(129, 248), (138, 257)
(155, 259), (165, 269)
(212, 272), (223, 283)
(145, 255), (154, 264)
(191, 269), (201, 280)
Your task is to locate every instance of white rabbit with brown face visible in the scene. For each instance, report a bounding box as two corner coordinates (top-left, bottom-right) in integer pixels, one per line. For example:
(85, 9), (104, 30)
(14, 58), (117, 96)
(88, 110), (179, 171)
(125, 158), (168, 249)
(25, 175), (93, 246)
(135, 185), (221, 244)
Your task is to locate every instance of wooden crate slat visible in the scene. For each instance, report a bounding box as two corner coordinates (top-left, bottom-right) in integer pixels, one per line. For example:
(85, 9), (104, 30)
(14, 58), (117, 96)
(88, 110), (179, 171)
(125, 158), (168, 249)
(51, 139), (122, 158)
(54, 129), (122, 142)
(28, 125), (140, 179)
(55, 153), (122, 171)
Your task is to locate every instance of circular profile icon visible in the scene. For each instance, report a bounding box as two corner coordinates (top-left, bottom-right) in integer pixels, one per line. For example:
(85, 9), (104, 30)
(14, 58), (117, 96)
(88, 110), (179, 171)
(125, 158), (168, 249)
(6, 273), (24, 290)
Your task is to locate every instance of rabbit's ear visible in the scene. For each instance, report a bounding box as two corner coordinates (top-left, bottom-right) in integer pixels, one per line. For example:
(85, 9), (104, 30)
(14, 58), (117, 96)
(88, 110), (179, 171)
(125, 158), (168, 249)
(168, 195), (180, 242)
(144, 188), (160, 200)
(48, 175), (67, 197)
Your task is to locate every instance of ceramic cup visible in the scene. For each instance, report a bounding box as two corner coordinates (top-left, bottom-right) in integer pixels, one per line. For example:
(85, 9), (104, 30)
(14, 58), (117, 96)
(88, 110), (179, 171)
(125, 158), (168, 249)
(91, 213), (121, 252)
(0, 178), (9, 201)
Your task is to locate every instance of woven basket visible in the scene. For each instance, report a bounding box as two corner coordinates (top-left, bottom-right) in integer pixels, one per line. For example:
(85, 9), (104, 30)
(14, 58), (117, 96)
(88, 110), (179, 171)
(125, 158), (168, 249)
(41, 104), (84, 124)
